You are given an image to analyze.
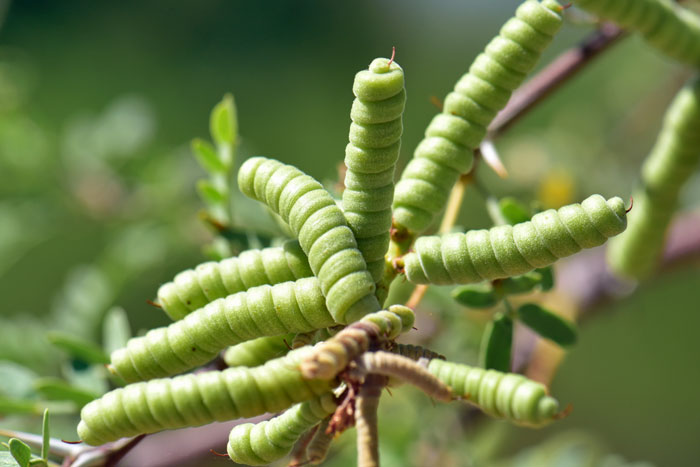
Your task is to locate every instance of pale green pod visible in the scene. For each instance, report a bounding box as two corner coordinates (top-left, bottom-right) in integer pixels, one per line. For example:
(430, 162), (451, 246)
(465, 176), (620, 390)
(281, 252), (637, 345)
(607, 76), (700, 279)
(574, 0), (700, 66)
(223, 334), (293, 368)
(343, 57), (406, 281)
(78, 347), (332, 445)
(404, 195), (627, 285)
(393, 0), (564, 233)
(238, 157), (380, 324)
(300, 305), (415, 380)
(157, 240), (312, 320)
(227, 393), (337, 466)
(428, 359), (559, 426)
(110, 278), (336, 382)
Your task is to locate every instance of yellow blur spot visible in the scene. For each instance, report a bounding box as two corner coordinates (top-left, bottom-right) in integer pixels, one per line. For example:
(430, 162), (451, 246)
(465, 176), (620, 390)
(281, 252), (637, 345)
(537, 170), (575, 209)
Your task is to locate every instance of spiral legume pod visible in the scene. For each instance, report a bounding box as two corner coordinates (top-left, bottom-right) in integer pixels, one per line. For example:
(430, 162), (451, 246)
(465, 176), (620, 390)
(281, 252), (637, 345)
(607, 76), (700, 279)
(238, 157), (380, 324)
(428, 359), (559, 426)
(403, 195), (627, 285)
(227, 393), (337, 466)
(110, 277), (335, 382)
(79, 347), (332, 445)
(393, 0), (564, 233)
(574, 0), (700, 67)
(343, 57), (406, 281)
(157, 240), (312, 320)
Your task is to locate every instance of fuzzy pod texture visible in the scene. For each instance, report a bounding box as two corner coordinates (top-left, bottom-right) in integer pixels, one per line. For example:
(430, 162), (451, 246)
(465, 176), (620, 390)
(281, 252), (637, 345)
(392, 0), (564, 233)
(110, 278), (336, 383)
(78, 347), (332, 446)
(238, 157), (380, 324)
(227, 393), (337, 466)
(343, 57), (406, 281)
(157, 240), (312, 320)
(390, 343), (446, 361)
(223, 334), (293, 368)
(300, 305), (416, 380)
(608, 77), (700, 279)
(404, 194), (627, 285)
(574, 0), (700, 67)
(428, 359), (559, 426)
(305, 417), (333, 465)
(355, 351), (452, 402)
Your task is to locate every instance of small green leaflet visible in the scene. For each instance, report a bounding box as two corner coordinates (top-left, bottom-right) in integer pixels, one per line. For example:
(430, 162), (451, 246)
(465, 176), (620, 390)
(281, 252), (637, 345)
(517, 303), (577, 347)
(210, 93), (237, 148)
(451, 284), (499, 309)
(499, 197), (531, 225)
(46, 332), (109, 365)
(34, 378), (99, 408)
(192, 138), (226, 174)
(9, 438), (31, 467)
(103, 307), (131, 355)
(41, 409), (49, 464)
(480, 313), (513, 372)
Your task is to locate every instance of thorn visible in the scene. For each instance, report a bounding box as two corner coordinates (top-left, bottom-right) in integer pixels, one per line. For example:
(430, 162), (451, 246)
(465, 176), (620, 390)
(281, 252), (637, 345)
(388, 46), (396, 66)
(146, 299), (162, 309)
(412, 326), (418, 331)
(210, 449), (229, 458)
(429, 95), (443, 111)
(626, 196), (634, 213)
(562, 2), (573, 10)
(283, 338), (292, 351)
(61, 440), (83, 444)
(479, 139), (509, 179)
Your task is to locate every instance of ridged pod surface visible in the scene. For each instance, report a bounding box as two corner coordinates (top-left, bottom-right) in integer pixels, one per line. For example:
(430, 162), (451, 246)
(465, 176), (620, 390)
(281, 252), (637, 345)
(404, 195), (627, 285)
(78, 347), (332, 446)
(390, 343), (445, 361)
(110, 278), (336, 382)
(343, 57), (406, 281)
(393, 0), (564, 233)
(428, 359), (559, 426)
(607, 77), (700, 279)
(574, 0), (700, 66)
(238, 157), (380, 324)
(300, 305), (415, 380)
(157, 241), (312, 320)
(227, 393), (337, 466)
(223, 334), (293, 368)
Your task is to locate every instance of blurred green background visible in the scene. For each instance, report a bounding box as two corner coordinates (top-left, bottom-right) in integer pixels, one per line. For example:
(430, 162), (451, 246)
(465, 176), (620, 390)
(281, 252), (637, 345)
(0, 0), (698, 466)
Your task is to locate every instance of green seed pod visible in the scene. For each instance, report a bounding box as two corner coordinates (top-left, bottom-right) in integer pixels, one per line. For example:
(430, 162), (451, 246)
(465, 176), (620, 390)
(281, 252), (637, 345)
(343, 57), (406, 281)
(404, 195), (627, 285)
(428, 359), (560, 426)
(110, 278), (336, 382)
(78, 347), (332, 446)
(223, 334), (293, 368)
(393, 0), (564, 233)
(300, 305), (415, 380)
(574, 0), (700, 66)
(238, 157), (380, 324)
(227, 393), (337, 466)
(157, 240), (312, 320)
(607, 76), (700, 279)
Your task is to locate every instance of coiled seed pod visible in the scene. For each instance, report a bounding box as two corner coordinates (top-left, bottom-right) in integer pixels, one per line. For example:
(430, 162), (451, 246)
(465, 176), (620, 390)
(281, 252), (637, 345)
(110, 278), (336, 382)
(78, 347), (332, 446)
(574, 0), (700, 67)
(607, 76), (700, 279)
(227, 393), (337, 466)
(392, 0), (564, 233)
(354, 352), (452, 402)
(238, 157), (380, 324)
(404, 194), (627, 285)
(343, 57), (406, 281)
(223, 334), (293, 368)
(428, 359), (559, 426)
(157, 240), (312, 320)
(390, 343), (445, 361)
(301, 305), (415, 380)
(304, 417), (334, 465)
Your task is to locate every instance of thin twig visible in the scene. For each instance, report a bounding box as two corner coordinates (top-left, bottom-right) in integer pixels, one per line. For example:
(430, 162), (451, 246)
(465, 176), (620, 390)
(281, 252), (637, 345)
(355, 375), (385, 467)
(488, 23), (625, 138)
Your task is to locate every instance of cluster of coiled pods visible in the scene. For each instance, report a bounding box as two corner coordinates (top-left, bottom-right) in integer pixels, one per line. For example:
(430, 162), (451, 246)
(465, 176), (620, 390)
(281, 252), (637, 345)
(72, 0), (700, 464)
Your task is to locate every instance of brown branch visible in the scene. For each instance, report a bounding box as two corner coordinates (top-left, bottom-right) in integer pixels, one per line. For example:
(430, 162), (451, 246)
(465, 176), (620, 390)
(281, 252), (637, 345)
(488, 23), (625, 138)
